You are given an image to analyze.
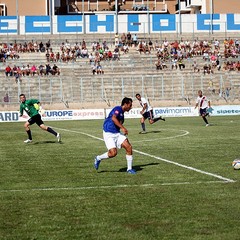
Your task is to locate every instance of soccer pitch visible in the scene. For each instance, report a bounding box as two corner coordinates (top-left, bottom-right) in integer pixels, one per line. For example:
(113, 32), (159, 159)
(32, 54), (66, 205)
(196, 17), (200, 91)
(0, 116), (240, 239)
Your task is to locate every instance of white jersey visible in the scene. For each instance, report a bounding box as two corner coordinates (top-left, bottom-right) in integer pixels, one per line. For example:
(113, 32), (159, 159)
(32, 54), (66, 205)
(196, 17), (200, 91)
(139, 97), (152, 113)
(196, 95), (209, 109)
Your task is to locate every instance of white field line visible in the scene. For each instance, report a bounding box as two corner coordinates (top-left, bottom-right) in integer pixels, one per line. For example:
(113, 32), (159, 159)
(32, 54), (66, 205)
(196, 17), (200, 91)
(132, 130), (189, 142)
(54, 127), (235, 183)
(0, 180), (230, 193)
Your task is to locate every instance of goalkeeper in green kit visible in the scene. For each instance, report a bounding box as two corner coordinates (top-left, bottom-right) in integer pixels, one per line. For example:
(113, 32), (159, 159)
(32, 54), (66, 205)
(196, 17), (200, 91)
(19, 94), (61, 143)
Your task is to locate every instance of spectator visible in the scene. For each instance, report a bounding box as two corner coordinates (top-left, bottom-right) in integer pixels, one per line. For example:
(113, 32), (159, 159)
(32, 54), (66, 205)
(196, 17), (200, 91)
(127, 32), (132, 46)
(96, 63), (104, 74)
(81, 47), (89, 58)
(46, 64), (52, 75)
(52, 64), (60, 75)
(192, 61), (200, 73)
(30, 65), (37, 76)
(115, 32), (119, 46)
(89, 53), (94, 64)
(5, 65), (12, 76)
(38, 64), (46, 75)
(178, 58), (185, 70)
(92, 64), (97, 75)
(3, 93), (9, 103)
(155, 59), (162, 70)
(133, 34), (138, 47)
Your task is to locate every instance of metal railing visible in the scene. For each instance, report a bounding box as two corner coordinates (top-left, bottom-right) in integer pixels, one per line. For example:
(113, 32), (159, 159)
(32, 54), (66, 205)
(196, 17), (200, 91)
(1, 73), (238, 107)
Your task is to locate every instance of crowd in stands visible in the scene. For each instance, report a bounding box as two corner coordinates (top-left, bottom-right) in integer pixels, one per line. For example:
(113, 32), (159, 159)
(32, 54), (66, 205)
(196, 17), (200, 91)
(4, 63), (60, 82)
(152, 37), (240, 74)
(1, 34), (240, 78)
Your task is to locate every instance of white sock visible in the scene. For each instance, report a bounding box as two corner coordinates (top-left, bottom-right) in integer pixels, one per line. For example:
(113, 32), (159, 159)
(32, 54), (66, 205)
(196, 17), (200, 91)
(126, 155), (133, 171)
(98, 152), (109, 161)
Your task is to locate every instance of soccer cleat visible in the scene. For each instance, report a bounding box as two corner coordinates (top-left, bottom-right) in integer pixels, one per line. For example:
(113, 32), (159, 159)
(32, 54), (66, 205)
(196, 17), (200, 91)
(206, 124), (209, 127)
(139, 131), (147, 134)
(160, 116), (166, 121)
(57, 133), (61, 142)
(127, 169), (136, 174)
(24, 139), (32, 143)
(94, 156), (101, 170)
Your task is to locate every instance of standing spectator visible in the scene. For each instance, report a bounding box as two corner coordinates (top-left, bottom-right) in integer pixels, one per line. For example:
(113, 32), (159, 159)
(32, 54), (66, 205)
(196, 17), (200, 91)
(114, 32), (119, 46)
(94, 97), (136, 174)
(194, 90), (211, 126)
(120, 33), (126, 45)
(135, 93), (165, 134)
(133, 34), (138, 47)
(127, 32), (132, 46)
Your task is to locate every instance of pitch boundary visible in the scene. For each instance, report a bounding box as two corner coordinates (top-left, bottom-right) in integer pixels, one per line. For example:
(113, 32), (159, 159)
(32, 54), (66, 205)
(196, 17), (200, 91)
(0, 180), (233, 193)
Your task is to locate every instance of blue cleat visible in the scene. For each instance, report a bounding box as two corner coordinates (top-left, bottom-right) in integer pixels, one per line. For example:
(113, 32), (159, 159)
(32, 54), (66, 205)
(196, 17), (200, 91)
(127, 169), (136, 174)
(94, 156), (101, 170)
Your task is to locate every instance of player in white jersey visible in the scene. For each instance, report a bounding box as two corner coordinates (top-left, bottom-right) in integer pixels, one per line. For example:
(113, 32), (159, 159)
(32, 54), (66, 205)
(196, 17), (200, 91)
(135, 93), (165, 134)
(195, 90), (211, 126)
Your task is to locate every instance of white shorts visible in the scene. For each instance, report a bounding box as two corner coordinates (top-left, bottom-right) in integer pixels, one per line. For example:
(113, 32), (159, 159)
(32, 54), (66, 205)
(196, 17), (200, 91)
(103, 131), (127, 150)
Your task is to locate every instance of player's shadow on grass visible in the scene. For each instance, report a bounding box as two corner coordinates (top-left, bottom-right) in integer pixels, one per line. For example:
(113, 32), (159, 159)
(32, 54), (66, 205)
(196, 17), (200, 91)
(118, 162), (160, 173)
(33, 141), (63, 145)
(140, 130), (161, 134)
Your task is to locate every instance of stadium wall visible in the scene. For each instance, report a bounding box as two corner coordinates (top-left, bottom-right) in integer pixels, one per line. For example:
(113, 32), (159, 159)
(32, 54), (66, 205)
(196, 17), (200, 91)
(0, 13), (240, 35)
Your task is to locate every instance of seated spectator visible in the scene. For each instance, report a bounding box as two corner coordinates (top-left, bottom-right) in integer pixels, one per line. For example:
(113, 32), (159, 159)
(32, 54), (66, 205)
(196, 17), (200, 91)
(216, 59), (221, 71)
(92, 64), (97, 75)
(46, 51), (50, 62)
(203, 64), (213, 75)
(3, 93), (9, 103)
(96, 63), (104, 74)
(89, 53), (94, 64)
(171, 58), (178, 70)
(15, 66), (22, 83)
(25, 64), (31, 76)
(52, 64), (60, 75)
(107, 50), (113, 60)
(113, 47), (120, 60)
(155, 59), (162, 70)
(38, 64), (46, 75)
(39, 42), (45, 52)
(5, 65), (12, 76)
(148, 39), (153, 51)
(46, 64), (52, 75)
(56, 52), (60, 62)
(81, 48), (89, 58)
(30, 65), (37, 76)
(122, 44), (129, 54)
(178, 58), (185, 70)
(49, 51), (55, 62)
(21, 65), (27, 76)
(192, 61), (200, 73)
(12, 65), (18, 76)
(137, 41), (145, 54)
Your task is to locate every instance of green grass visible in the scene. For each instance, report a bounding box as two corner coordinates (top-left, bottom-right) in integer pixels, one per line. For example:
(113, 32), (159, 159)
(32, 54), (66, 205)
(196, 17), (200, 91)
(0, 116), (240, 240)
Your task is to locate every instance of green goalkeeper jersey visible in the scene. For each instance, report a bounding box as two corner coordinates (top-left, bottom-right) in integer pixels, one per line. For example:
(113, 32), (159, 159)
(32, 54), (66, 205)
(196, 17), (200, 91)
(20, 99), (39, 117)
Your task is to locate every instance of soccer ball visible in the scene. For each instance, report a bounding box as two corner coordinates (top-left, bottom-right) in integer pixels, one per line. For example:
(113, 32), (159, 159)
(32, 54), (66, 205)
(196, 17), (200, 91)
(232, 159), (240, 170)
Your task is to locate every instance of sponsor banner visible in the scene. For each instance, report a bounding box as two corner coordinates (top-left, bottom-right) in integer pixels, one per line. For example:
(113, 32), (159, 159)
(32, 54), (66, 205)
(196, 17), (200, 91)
(1, 106), (240, 122)
(0, 109), (105, 122)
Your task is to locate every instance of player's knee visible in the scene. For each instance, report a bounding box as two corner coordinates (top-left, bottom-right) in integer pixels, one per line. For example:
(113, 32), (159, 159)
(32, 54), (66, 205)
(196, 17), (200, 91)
(108, 148), (117, 158)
